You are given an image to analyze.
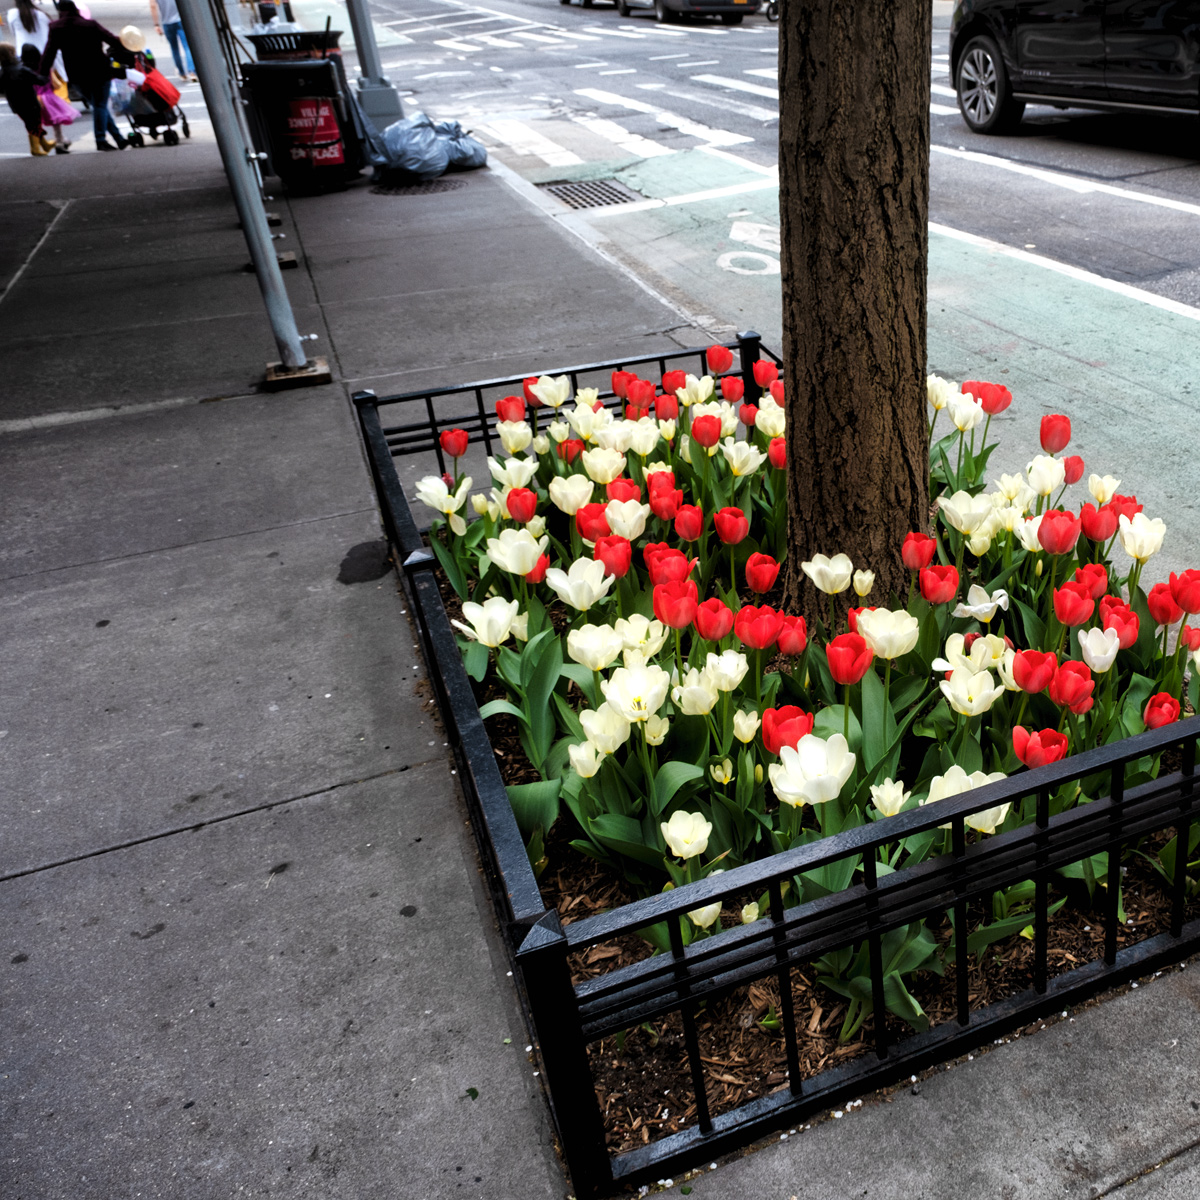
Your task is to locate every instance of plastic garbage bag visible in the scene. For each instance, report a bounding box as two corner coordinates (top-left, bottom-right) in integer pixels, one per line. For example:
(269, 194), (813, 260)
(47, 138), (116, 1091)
(379, 112), (451, 182)
(433, 118), (488, 171)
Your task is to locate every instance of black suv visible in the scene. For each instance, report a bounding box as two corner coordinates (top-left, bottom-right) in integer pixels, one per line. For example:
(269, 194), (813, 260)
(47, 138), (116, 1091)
(950, 0), (1200, 133)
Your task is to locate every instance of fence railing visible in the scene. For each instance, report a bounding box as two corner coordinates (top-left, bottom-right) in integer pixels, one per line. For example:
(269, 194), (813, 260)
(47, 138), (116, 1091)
(354, 334), (1200, 1199)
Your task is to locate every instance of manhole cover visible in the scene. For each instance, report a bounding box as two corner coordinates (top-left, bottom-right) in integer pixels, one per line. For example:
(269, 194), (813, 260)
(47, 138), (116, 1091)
(538, 178), (643, 209)
(370, 178), (469, 196)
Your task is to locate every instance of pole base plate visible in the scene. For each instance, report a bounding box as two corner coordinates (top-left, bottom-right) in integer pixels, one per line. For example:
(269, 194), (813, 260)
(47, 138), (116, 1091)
(264, 355), (332, 391)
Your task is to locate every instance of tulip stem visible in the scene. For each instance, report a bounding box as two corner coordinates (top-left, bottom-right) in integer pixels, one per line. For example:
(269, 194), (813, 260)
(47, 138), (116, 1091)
(883, 659), (892, 703)
(675, 627), (685, 677)
(843, 684), (851, 742)
(730, 545), (737, 598)
(593, 669), (603, 709)
(827, 592), (837, 639)
(637, 725), (656, 790)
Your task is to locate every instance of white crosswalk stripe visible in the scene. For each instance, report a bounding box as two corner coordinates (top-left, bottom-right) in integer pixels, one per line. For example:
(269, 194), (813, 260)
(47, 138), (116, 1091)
(572, 115), (677, 157)
(469, 33), (524, 48)
(743, 67), (777, 79)
(510, 30), (571, 44)
(691, 73), (778, 99)
(575, 87), (753, 146)
(480, 118), (583, 166)
(435, 38), (484, 51)
(931, 83), (959, 99)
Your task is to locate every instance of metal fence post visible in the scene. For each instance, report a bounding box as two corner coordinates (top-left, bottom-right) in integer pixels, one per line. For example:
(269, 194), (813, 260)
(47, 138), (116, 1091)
(516, 911), (613, 1199)
(737, 330), (763, 403)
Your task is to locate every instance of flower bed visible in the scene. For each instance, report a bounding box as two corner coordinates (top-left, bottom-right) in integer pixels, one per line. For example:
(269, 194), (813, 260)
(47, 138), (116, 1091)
(354, 336), (1200, 1198)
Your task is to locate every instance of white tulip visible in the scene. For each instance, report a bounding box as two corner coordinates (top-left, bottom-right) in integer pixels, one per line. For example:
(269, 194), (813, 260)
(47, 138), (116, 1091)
(921, 765), (1009, 834)
(1078, 626), (1121, 674)
(498, 420), (533, 455)
(485, 528), (548, 577)
(733, 709), (761, 744)
(568, 741), (602, 779)
(720, 437), (767, 477)
(672, 667), (719, 716)
(645, 713), (669, 746)
(1117, 512), (1166, 564)
(927, 374), (957, 411)
(1027, 454), (1066, 497)
(451, 596), (519, 648)
(510, 611), (529, 642)
(801, 552), (854, 595)
(614, 613), (669, 658)
(662, 810), (712, 859)
(939, 489), (993, 536)
(710, 759), (733, 785)
(544, 558), (616, 611)
(415, 474), (473, 536)
(601, 662), (672, 723)
(1015, 514), (1045, 554)
(853, 569), (875, 598)
(547, 419), (570, 444)
(952, 584), (1010, 623)
(768, 733), (856, 807)
(688, 897), (723, 930)
(991, 473), (1037, 514)
(997, 648), (1020, 691)
(948, 392), (985, 433)
(593, 421), (636, 454)
(675, 374), (714, 407)
(529, 374), (571, 408)
(488, 455), (538, 490)
(705, 650), (749, 693)
(567, 623), (626, 673)
(548, 474), (594, 516)
(856, 608), (919, 660)
(1088, 473), (1121, 505)
(629, 417), (661, 458)
(532, 434), (550, 456)
(579, 704), (631, 755)
(581, 446), (627, 485)
(939, 666), (1005, 717)
(658, 418), (677, 442)
(870, 778), (911, 818)
(741, 902), (760, 925)
(605, 498), (651, 541)
(755, 405), (786, 438)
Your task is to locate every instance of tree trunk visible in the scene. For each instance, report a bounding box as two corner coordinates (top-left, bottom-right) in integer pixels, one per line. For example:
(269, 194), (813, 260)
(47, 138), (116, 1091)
(778, 0), (931, 617)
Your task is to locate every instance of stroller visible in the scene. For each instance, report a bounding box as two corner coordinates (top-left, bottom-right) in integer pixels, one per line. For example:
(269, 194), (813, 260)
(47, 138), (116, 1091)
(113, 50), (191, 147)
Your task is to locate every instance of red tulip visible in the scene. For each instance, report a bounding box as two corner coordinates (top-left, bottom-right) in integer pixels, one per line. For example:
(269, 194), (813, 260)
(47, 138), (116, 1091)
(506, 487), (537, 524)
(1013, 725), (1069, 769)
(1038, 509), (1082, 556)
(644, 544), (695, 586)
(777, 614), (808, 655)
(739, 403), (759, 427)
(1012, 649), (1057, 694)
(611, 370), (634, 400)
(526, 553), (549, 584)
(661, 369), (687, 397)
(440, 428), (469, 459)
(1063, 455), (1085, 485)
(557, 438), (585, 464)
(691, 414), (722, 448)
(920, 564), (959, 604)
(694, 597), (734, 641)
(593, 535), (632, 579)
(745, 552), (780, 594)
(706, 345), (734, 374)
(1074, 563), (1108, 600)
(1048, 660), (1094, 714)
(962, 380), (1012, 415)
(901, 531), (938, 570)
(768, 437), (786, 469)
(1147, 582), (1184, 627)
(1180, 623), (1200, 652)
(656, 391), (679, 421)
(575, 502), (611, 542)
(1144, 692), (1181, 730)
(1040, 414), (1072, 454)
(606, 478), (642, 503)
(735, 604), (784, 650)
(442, 473), (455, 488)
(769, 380), (784, 404)
(720, 376), (745, 402)
(1169, 570), (1200, 615)
(1080, 502), (1118, 542)
(761, 706), (814, 755)
(1107, 494), (1143, 523)
(675, 504), (704, 542)
(827, 632), (873, 685)
(714, 507), (749, 545)
(626, 379), (656, 414)
(649, 487), (683, 522)
(496, 394), (526, 423)
(647, 470), (676, 495)
(653, 579), (699, 629)
(1054, 580), (1094, 627)
(752, 359), (779, 387)
(522, 377), (540, 406)
(1101, 599), (1139, 649)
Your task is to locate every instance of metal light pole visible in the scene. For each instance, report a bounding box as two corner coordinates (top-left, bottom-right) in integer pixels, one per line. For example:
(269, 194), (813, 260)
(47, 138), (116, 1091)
(177, 0), (309, 374)
(343, 0), (403, 127)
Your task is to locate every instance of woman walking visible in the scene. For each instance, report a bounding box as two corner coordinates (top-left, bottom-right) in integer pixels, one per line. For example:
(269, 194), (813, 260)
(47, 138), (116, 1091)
(40, 0), (126, 150)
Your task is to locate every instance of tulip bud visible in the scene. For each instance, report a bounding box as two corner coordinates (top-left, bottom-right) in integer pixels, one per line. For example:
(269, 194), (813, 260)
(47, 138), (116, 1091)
(754, 764), (764, 783)
(706, 344), (734, 374)
(741, 902), (760, 925)
(853, 569), (875, 598)
(1040, 413), (1072, 453)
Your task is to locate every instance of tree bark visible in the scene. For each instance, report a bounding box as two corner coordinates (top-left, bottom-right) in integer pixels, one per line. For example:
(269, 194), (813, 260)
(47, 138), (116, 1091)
(778, 0), (931, 617)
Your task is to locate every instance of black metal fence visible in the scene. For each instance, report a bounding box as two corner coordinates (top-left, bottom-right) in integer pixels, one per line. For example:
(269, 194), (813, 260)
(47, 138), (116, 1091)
(354, 335), (1200, 1198)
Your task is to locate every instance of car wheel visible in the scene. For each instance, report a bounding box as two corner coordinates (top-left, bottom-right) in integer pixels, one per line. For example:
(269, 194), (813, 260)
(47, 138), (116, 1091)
(956, 34), (1025, 134)
(654, 0), (672, 22)
(616, 0), (630, 12)
(720, 12), (742, 23)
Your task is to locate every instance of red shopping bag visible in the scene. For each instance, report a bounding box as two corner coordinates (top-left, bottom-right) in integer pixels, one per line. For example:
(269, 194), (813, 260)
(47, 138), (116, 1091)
(141, 67), (181, 108)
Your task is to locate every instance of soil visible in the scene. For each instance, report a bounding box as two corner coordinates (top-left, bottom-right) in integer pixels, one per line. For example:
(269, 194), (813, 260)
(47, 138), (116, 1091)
(430, 561), (1200, 1158)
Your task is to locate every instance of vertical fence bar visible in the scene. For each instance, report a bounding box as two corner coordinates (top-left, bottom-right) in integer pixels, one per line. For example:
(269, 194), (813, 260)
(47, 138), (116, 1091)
(517, 913), (613, 1199)
(426, 394), (447, 475)
(737, 331), (763, 403)
(769, 877), (804, 1094)
(953, 816), (969, 1025)
(475, 388), (494, 456)
(861, 853), (889, 1059)
(1105, 761), (1126, 966)
(667, 915), (713, 1136)
(1034, 787), (1050, 994)
(1173, 737), (1196, 937)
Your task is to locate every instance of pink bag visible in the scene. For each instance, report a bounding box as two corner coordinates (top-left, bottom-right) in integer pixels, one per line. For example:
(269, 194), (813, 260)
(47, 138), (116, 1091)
(37, 84), (77, 127)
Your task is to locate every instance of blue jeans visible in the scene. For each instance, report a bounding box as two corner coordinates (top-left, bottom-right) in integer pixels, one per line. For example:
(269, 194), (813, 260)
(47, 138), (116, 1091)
(89, 79), (122, 145)
(163, 21), (194, 76)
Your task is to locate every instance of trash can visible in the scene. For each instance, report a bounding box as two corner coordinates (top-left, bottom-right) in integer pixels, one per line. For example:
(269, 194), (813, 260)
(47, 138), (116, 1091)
(241, 37), (368, 192)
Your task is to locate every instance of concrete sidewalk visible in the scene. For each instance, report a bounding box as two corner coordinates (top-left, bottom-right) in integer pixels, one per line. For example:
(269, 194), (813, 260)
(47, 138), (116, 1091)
(3, 132), (1200, 1200)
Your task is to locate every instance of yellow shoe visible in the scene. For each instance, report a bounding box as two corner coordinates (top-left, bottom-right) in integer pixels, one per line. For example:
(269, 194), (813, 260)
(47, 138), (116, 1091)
(28, 133), (48, 156)
(39, 133), (57, 152)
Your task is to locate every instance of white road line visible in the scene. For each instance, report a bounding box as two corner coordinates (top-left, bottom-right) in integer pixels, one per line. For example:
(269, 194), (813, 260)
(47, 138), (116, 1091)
(416, 14), (515, 28)
(932, 143), (1200, 218)
(684, 25), (730, 35)
(584, 176), (778, 218)
(572, 115), (676, 157)
(435, 38), (483, 51)
(549, 29), (603, 40)
(480, 118), (583, 166)
(574, 61), (610, 68)
(641, 25), (689, 36)
(470, 33), (524, 47)
(664, 85), (776, 121)
(931, 103), (960, 115)
(575, 86), (754, 145)
(585, 26), (646, 38)
(930, 222), (1200, 322)
(649, 52), (688, 59)
(679, 60), (719, 67)
(691, 73), (778, 99)
(415, 70), (475, 78)
(510, 30), (569, 43)
(695, 144), (777, 175)
(744, 67), (777, 79)
(600, 68), (637, 74)
(636, 83), (667, 89)
(931, 83), (959, 98)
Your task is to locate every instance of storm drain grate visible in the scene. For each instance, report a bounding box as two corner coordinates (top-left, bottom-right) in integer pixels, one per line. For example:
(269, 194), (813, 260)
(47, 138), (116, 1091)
(370, 178), (469, 196)
(538, 178), (643, 209)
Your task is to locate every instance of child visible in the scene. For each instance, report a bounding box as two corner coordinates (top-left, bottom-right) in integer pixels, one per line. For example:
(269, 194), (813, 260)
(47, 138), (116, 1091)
(23, 42), (72, 151)
(0, 40), (55, 154)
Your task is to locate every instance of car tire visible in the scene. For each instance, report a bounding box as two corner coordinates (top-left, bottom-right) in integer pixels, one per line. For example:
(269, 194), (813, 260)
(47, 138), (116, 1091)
(654, 0), (673, 22)
(720, 12), (742, 23)
(956, 34), (1025, 134)
(616, 0), (630, 11)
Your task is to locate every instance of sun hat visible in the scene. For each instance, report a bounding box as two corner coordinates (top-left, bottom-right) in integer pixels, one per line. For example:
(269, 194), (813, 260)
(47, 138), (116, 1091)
(119, 25), (147, 52)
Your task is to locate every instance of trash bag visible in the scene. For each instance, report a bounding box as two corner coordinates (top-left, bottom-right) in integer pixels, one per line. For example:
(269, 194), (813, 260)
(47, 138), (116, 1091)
(378, 112), (451, 182)
(432, 118), (488, 171)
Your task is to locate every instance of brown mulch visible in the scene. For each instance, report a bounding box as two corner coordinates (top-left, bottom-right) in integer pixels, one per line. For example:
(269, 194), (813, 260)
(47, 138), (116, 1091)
(429, 559), (1200, 1156)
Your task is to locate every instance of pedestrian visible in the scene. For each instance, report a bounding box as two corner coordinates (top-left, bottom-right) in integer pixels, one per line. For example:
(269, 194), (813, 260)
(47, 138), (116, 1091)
(39, 0), (126, 149)
(148, 0), (194, 83)
(0, 39), (55, 154)
(24, 41), (73, 149)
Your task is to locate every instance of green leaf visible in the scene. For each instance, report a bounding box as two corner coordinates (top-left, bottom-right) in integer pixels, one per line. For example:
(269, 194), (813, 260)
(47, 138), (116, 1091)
(813, 705), (862, 755)
(478, 698), (528, 723)
(861, 667), (887, 772)
(1014, 597), (1046, 653)
(652, 761), (706, 817)
(462, 638), (489, 682)
(507, 779), (561, 839)
(428, 529), (468, 599)
(589, 813), (667, 867)
(525, 634), (564, 771)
